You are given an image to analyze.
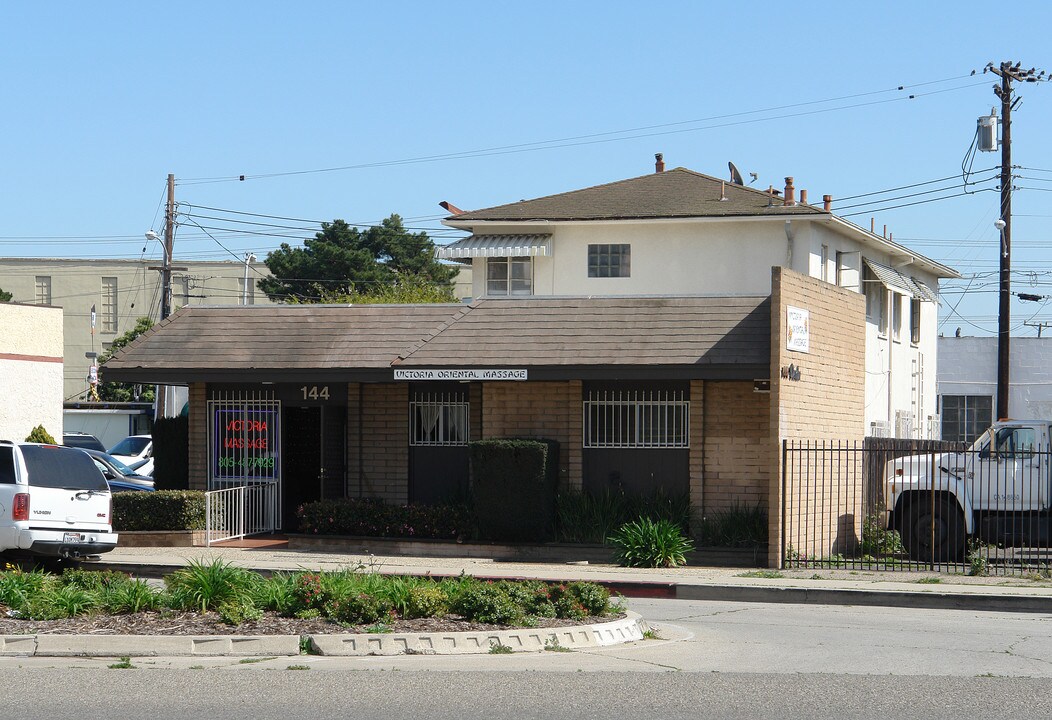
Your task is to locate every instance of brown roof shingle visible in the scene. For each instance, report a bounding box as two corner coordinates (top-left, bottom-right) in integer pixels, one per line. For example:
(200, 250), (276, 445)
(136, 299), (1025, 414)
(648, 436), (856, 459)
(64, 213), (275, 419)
(447, 168), (824, 222)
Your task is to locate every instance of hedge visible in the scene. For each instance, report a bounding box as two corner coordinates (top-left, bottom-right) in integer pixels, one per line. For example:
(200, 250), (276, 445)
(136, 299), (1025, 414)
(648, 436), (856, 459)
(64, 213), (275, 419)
(296, 497), (473, 540)
(112, 490), (206, 531)
(469, 438), (558, 542)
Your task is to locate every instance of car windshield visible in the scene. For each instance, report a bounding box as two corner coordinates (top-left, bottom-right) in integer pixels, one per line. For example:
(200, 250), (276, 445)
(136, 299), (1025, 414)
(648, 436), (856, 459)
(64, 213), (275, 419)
(109, 437), (150, 456)
(98, 452), (136, 475)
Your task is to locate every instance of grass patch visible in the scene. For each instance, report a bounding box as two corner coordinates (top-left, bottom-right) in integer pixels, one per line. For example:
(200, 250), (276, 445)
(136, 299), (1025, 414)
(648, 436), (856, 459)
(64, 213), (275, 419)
(737, 570), (784, 579)
(642, 629), (661, 640)
(914, 577), (942, 584)
(238, 657), (276, 664)
(286, 665), (310, 670)
(544, 638), (572, 652)
(108, 657), (134, 669)
(488, 641), (514, 654)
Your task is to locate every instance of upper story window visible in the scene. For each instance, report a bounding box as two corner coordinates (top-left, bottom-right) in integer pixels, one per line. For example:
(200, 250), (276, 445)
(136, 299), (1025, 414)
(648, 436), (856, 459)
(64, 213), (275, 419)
(588, 244), (631, 278)
(34, 276), (51, 305)
(891, 292), (903, 342)
(100, 277), (118, 333)
(910, 297), (921, 345)
(486, 257), (532, 296)
(863, 267), (888, 336)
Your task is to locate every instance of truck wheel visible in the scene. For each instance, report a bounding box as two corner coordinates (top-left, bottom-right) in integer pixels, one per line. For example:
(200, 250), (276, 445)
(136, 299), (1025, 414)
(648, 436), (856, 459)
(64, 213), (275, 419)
(903, 499), (966, 563)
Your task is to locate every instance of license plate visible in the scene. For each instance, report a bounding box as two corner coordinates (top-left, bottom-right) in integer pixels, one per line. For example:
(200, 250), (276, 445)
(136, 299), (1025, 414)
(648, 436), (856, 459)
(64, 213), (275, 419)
(63, 533), (84, 544)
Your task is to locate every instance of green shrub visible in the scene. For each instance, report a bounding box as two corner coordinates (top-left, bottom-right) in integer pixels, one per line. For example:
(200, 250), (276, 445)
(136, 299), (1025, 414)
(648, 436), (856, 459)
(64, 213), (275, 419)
(556, 487), (692, 544)
(99, 578), (162, 614)
(164, 559), (260, 612)
(695, 501), (768, 548)
(24, 425), (57, 444)
(450, 581), (526, 625)
(860, 513), (904, 556)
(610, 517), (695, 568)
(296, 497), (472, 540)
(111, 490), (206, 531)
(152, 415), (188, 490)
(324, 592), (393, 625)
(469, 438), (558, 542)
(405, 584), (449, 619)
(217, 600), (263, 625)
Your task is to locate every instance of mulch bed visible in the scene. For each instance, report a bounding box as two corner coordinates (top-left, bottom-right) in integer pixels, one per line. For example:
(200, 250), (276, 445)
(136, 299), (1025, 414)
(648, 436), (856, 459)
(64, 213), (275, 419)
(0, 609), (623, 636)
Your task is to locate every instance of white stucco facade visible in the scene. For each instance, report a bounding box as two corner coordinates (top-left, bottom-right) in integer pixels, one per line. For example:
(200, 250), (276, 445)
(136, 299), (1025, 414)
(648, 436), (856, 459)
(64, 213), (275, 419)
(938, 336), (1052, 429)
(451, 214), (947, 439)
(0, 302), (63, 442)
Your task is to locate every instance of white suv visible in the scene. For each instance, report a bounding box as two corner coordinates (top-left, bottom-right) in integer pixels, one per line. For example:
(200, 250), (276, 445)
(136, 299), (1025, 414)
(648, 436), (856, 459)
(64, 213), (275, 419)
(0, 441), (118, 558)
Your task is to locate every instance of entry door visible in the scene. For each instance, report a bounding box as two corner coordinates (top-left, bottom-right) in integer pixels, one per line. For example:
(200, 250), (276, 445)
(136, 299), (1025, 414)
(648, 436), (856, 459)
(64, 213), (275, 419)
(283, 406), (347, 529)
(408, 383), (470, 505)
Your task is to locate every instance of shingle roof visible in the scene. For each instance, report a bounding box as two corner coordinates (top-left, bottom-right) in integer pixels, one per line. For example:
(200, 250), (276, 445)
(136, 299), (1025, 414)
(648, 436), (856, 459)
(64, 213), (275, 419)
(397, 296), (770, 369)
(103, 304), (464, 378)
(447, 168), (824, 222)
(103, 296), (771, 383)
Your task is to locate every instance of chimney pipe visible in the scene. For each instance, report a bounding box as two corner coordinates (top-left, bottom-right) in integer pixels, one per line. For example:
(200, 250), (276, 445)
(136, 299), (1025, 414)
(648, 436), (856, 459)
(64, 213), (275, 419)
(439, 200), (465, 216)
(783, 177), (796, 206)
(654, 153), (665, 173)
(871, 218), (875, 233)
(800, 189), (808, 206)
(823, 194), (832, 212)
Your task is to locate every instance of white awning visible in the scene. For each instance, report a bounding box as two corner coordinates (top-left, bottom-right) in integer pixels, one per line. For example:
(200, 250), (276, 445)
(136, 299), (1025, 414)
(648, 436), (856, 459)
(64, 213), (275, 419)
(435, 234), (552, 260)
(864, 259), (938, 303)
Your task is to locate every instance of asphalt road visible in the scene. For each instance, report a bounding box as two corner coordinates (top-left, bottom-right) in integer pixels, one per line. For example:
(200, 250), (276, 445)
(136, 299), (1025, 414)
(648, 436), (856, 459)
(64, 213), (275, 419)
(4, 597), (1052, 719)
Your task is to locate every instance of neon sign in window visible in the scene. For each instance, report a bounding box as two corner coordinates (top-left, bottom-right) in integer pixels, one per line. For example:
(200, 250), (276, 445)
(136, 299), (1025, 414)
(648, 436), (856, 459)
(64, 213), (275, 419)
(212, 408), (279, 480)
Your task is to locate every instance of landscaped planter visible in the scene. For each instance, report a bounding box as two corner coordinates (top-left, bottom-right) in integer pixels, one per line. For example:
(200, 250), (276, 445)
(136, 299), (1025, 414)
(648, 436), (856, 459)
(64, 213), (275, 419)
(116, 530), (207, 548)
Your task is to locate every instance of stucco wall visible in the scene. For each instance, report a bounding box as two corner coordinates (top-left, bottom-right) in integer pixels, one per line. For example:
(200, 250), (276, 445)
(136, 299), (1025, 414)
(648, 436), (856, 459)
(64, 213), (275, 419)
(938, 336), (1052, 420)
(0, 302), (63, 442)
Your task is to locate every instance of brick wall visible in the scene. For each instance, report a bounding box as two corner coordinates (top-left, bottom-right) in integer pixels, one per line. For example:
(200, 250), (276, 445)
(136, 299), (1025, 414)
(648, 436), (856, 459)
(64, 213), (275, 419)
(689, 380), (705, 512)
(357, 383), (409, 503)
(188, 382), (207, 491)
(702, 381), (771, 514)
(769, 267), (866, 566)
(482, 381), (583, 489)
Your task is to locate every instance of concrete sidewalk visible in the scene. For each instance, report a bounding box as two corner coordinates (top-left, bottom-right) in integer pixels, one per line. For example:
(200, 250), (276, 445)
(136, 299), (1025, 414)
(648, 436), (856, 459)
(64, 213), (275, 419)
(92, 545), (1052, 614)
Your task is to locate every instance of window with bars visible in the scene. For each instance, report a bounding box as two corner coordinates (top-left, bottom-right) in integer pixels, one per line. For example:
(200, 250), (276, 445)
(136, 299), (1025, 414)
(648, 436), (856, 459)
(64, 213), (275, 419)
(940, 395), (993, 444)
(588, 244), (631, 278)
(486, 257), (532, 296)
(410, 393), (470, 446)
(583, 389), (689, 448)
(34, 276), (51, 305)
(100, 277), (118, 333)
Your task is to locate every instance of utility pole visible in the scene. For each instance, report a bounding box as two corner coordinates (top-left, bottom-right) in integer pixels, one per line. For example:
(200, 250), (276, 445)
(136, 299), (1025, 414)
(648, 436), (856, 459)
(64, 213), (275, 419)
(161, 173), (176, 320)
(986, 61), (1046, 420)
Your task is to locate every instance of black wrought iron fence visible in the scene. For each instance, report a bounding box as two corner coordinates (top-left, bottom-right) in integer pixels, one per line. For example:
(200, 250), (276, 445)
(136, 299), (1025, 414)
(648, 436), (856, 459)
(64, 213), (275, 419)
(782, 439), (1052, 575)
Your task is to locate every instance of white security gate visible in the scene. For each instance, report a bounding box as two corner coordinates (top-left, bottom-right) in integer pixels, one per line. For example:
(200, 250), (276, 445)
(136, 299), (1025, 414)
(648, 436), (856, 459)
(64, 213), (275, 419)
(206, 390), (281, 544)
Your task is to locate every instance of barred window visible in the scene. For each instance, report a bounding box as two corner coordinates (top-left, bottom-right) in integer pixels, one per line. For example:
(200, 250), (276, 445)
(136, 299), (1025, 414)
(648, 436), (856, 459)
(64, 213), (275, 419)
(100, 277), (118, 333)
(940, 395), (992, 444)
(410, 393), (469, 446)
(583, 389), (688, 448)
(588, 244), (631, 278)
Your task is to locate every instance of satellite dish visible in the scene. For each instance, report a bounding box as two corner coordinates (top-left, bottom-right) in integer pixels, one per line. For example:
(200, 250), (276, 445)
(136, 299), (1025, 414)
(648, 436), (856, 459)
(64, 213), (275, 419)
(728, 162), (745, 186)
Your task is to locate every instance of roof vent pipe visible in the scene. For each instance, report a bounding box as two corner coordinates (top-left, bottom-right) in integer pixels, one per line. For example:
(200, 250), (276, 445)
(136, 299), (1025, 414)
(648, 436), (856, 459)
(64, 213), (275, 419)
(823, 194), (832, 212)
(654, 153), (665, 173)
(783, 177), (796, 206)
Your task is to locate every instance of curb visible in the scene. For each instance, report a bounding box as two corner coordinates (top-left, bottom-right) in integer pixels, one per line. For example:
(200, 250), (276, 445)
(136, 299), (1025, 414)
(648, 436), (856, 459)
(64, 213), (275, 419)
(0, 613), (648, 658)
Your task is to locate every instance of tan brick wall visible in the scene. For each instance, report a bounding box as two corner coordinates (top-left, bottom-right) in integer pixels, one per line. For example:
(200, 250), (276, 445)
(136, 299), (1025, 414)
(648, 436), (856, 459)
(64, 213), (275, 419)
(188, 383), (207, 491)
(358, 383), (409, 503)
(769, 267), (866, 566)
(702, 381), (771, 515)
(344, 382), (361, 499)
(689, 380), (705, 512)
(482, 381), (583, 489)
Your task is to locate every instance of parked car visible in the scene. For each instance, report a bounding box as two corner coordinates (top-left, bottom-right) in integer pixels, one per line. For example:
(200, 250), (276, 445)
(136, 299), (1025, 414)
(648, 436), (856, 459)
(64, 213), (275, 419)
(108, 435), (152, 466)
(128, 456), (154, 478)
(77, 449), (155, 490)
(62, 432), (106, 453)
(107, 478), (155, 493)
(0, 441), (117, 558)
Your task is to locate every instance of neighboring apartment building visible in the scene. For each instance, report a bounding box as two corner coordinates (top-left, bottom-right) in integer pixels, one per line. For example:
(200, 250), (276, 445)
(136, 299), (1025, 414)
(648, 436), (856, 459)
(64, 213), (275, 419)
(437, 161), (958, 439)
(0, 258), (273, 401)
(0, 302), (63, 441)
(938, 335), (1052, 443)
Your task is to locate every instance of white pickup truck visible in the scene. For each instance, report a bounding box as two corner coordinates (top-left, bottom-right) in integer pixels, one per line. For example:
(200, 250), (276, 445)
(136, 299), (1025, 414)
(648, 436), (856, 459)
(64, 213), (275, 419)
(885, 420), (1051, 562)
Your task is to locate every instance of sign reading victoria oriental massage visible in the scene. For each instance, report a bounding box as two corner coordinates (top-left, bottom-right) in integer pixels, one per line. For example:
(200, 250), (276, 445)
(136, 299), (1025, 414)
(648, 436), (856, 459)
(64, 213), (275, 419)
(393, 368), (527, 381)
(212, 406), (280, 480)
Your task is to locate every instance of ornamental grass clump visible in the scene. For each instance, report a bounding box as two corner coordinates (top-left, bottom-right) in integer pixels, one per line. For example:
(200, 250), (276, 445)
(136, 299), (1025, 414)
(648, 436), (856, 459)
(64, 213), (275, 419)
(164, 558), (261, 612)
(610, 517), (695, 568)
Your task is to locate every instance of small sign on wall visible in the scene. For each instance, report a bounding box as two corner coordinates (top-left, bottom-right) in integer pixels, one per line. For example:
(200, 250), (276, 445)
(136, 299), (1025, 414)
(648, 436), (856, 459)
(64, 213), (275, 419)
(786, 306), (810, 353)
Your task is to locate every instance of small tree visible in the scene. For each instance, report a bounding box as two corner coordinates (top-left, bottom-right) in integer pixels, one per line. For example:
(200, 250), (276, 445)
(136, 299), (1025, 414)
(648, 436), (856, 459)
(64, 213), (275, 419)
(0, 286), (12, 302)
(98, 317), (155, 402)
(25, 425), (57, 444)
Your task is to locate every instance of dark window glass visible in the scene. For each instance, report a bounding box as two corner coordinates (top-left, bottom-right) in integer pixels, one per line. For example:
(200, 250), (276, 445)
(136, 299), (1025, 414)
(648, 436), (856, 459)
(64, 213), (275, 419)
(21, 445), (108, 491)
(0, 447), (15, 484)
(940, 395), (993, 444)
(588, 244), (631, 278)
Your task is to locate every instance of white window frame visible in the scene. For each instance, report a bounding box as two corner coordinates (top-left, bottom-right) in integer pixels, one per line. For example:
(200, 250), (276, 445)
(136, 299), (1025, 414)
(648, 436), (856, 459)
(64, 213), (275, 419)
(891, 291), (903, 343)
(100, 277), (118, 333)
(910, 297), (921, 345)
(864, 267), (888, 337)
(486, 256), (533, 296)
(583, 389), (689, 449)
(34, 276), (51, 305)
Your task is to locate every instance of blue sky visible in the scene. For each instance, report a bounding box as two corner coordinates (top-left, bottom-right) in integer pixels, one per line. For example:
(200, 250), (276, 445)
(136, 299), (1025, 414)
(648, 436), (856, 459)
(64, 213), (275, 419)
(2, 2), (1051, 335)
